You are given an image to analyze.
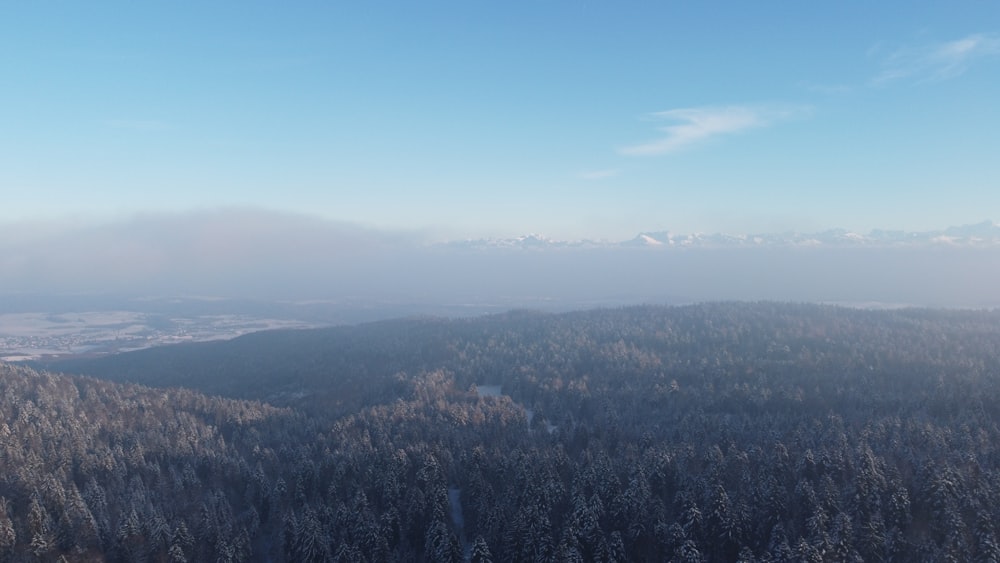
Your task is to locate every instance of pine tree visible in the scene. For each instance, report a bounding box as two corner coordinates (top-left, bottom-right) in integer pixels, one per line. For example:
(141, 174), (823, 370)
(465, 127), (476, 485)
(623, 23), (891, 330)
(295, 507), (331, 563)
(168, 542), (188, 563)
(0, 497), (17, 555)
(975, 509), (1000, 563)
(673, 539), (703, 563)
(424, 519), (462, 563)
(28, 494), (56, 558)
(470, 535), (493, 563)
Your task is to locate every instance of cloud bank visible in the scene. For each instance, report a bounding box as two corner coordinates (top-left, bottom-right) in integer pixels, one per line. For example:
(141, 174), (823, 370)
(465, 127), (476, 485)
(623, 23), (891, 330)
(2, 208), (999, 308)
(0, 208), (417, 298)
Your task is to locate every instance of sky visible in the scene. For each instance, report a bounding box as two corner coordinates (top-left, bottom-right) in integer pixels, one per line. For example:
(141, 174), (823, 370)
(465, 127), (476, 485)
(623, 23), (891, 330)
(2, 1), (999, 240)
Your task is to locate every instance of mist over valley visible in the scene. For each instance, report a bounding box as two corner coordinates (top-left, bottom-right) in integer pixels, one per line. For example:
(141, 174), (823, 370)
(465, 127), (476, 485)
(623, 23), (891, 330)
(3, 1), (1000, 560)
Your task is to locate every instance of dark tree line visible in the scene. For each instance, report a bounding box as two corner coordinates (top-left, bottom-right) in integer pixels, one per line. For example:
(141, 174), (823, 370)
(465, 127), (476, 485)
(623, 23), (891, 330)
(4, 302), (1000, 560)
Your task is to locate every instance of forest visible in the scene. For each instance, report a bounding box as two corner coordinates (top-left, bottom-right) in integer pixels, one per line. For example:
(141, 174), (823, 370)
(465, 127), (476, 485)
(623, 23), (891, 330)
(4, 302), (1000, 561)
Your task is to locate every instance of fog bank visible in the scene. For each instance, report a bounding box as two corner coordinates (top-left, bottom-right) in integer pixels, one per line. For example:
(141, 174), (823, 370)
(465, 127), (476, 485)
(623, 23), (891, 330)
(2, 210), (997, 309)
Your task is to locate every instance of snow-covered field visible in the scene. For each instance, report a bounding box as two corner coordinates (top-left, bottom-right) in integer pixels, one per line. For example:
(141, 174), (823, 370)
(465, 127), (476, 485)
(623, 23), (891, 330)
(0, 311), (320, 362)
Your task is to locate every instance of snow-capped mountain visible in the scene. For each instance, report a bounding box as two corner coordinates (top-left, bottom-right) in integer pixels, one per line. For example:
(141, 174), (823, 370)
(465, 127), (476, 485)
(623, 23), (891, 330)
(443, 233), (602, 250)
(443, 221), (1000, 249)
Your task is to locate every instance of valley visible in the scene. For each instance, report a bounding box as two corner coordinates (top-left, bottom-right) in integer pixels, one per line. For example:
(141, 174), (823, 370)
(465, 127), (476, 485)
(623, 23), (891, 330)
(0, 310), (320, 362)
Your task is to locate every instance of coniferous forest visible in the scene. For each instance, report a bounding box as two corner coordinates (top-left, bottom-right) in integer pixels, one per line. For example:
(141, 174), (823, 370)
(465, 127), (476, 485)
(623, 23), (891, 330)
(4, 302), (1000, 561)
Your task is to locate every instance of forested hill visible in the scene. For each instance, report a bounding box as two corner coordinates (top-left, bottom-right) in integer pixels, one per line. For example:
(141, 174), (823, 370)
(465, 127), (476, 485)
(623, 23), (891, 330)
(0, 362), (304, 561)
(6, 302), (1000, 561)
(40, 303), (1000, 416)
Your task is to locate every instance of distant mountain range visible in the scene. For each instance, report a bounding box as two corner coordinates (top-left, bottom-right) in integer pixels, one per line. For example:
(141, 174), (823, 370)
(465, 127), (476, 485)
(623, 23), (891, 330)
(444, 220), (1000, 249)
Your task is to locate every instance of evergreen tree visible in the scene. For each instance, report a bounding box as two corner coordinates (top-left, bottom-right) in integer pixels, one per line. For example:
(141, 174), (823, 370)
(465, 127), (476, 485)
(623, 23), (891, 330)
(470, 535), (493, 563)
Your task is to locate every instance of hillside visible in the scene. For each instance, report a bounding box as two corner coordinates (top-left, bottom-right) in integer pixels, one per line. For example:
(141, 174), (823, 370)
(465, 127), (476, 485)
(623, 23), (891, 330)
(7, 303), (1000, 561)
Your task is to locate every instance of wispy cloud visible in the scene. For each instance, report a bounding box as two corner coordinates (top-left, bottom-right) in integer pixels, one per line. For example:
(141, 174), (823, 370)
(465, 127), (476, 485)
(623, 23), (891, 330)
(874, 33), (1000, 84)
(577, 169), (619, 180)
(619, 105), (806, 156)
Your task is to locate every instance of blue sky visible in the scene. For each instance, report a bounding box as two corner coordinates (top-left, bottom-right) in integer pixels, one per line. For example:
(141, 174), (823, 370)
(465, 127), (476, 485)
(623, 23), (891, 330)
(2, 1), (998, 239)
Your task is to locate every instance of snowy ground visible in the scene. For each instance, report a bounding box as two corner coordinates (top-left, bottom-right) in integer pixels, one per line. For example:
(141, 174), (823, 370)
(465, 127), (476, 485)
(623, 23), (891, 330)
(0, 311), (320, 362)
